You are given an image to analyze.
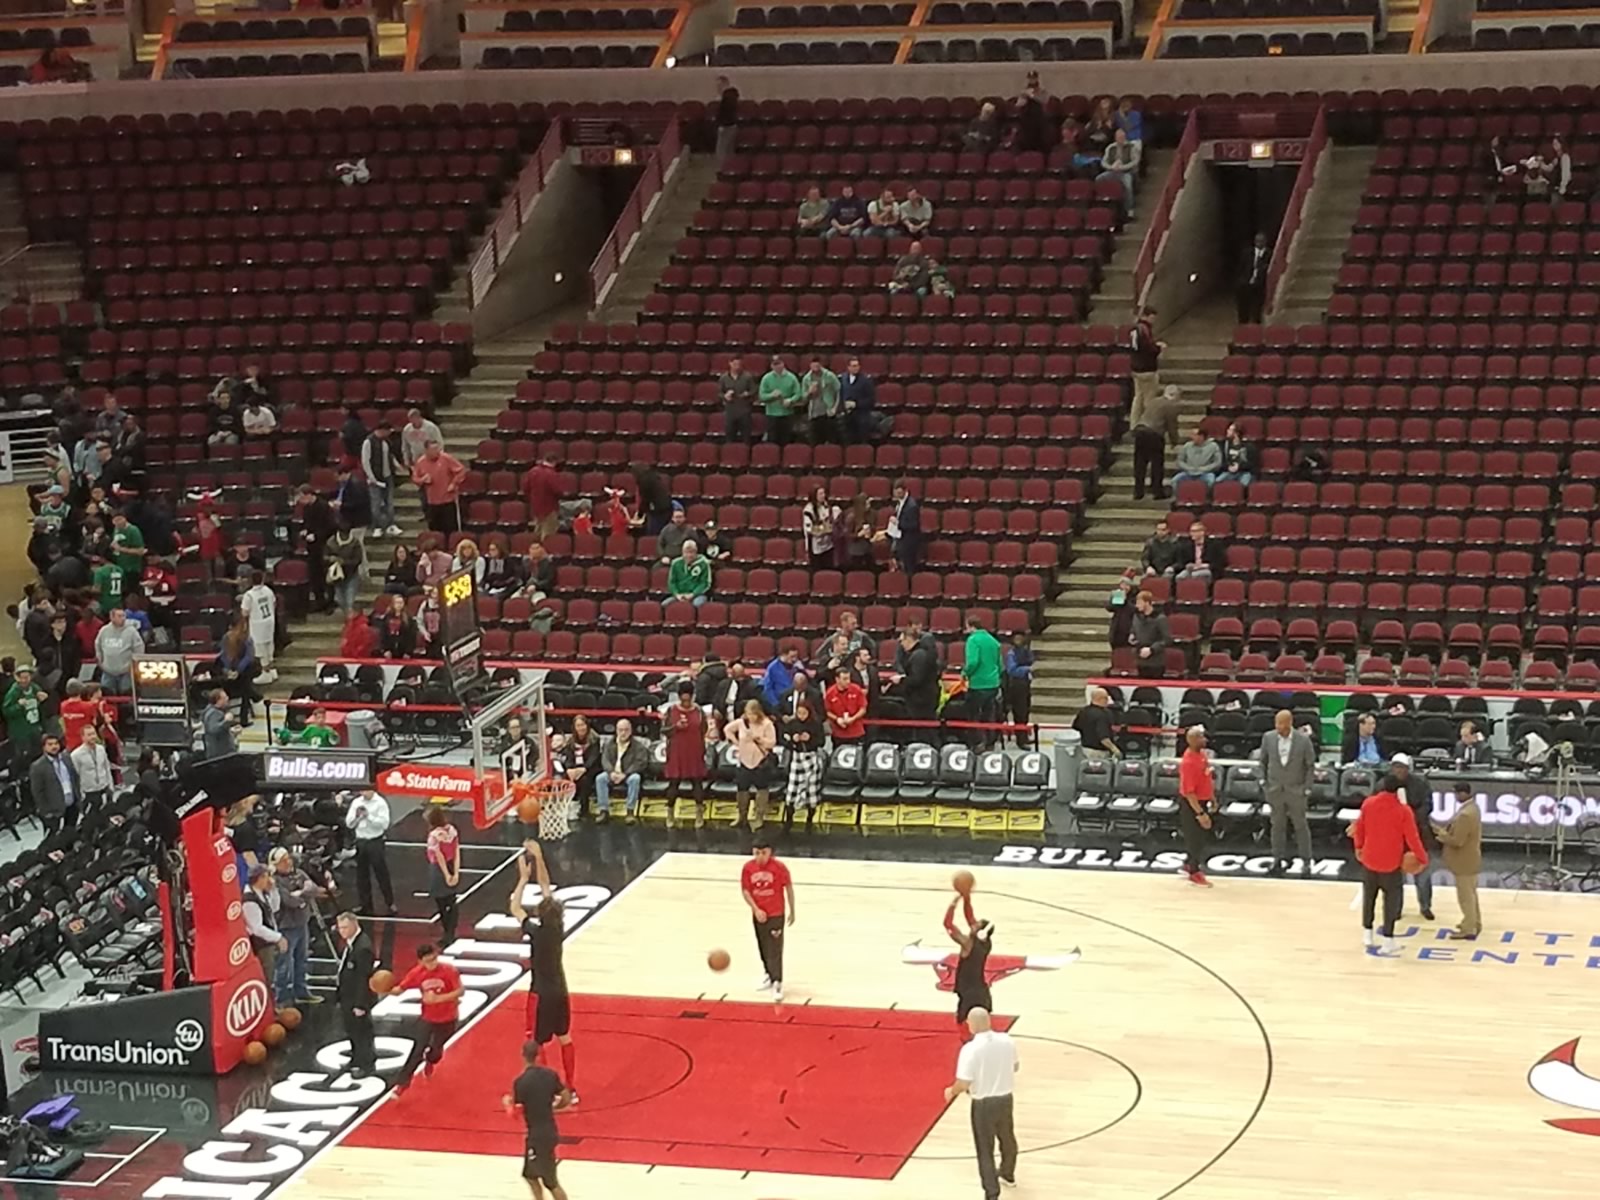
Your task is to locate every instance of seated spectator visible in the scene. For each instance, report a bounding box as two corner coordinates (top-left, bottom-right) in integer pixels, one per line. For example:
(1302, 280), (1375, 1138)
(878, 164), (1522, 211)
(241, 397), (277, 437)
(1084, 97), (1116, 159)
(1172, 429), (1223, 490)
(1129, 590), (1169, 679)
(656, 505), (697, 563)
(209, 391), (242, 447)
(522, 541), (555, 603)
(888, 242), (932, 296)
(378, 594), (418, 658)
(1454, 721), (1492, 766)
(1341, 713), (1384, 766)
(927, 255), (955, 298)
(1115, 95), (1144, 145)
(666, 540), (711, 609)
(1523, 148), (1552, 196)
(899, 187), (933, 237)
(796, 185), (831, 235)
(341, 609), (379, 658)
(594, 718), (650, 823)
(452, 538), (485, 584)
(383, 545), (419, 595)
(570, 496), (595, 536)
(479, 539), (524, 598)
(553, 713), (602, 818)
(1216, 425), (1256, 487)
(30, 46), (86, 84)
(1482, 135), (1516, 191)
(1141, 519), (1183, 579)
(415, 536), (454, 590)
(824, 184), (867, 240)
(1097, 129), (1141, 217)
(1176, 521), (1222, 581)
(699, 518), (732, 560)
(865, 188), (900, 239)
(963, 102), (1000, 153)
(415, 586), (442, 655)
(282, 705), (338, 748)
(1106, 570), (1137, 649)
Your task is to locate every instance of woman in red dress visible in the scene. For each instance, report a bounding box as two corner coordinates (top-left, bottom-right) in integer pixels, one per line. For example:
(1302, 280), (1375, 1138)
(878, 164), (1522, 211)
(662, 681), (712, 829)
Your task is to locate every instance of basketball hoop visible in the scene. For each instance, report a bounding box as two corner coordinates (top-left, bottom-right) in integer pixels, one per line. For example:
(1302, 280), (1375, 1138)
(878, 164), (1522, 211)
(523, 776), (577, 841)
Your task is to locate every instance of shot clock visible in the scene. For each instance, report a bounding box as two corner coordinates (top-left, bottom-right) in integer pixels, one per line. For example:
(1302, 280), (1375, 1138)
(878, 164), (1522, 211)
(437, 568), (485, 693)
(132, 654), (195, 747)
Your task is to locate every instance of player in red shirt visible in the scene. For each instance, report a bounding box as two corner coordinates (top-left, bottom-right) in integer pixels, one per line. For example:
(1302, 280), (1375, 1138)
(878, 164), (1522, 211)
(1350, 773), (1429, 957)
(740, 838), (796, 1001)
(1177, 726), (1217, 888)
(388, 943), (465, 1093)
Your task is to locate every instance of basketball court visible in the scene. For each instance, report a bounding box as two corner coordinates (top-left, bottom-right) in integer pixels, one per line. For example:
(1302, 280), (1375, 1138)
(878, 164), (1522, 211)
(289, 853), (1600, 1200)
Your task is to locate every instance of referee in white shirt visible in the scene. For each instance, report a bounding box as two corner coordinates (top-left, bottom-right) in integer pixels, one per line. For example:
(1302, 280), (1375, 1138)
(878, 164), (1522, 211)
(344, 789), (397, 917)
(944, 1007), (1019, 1197)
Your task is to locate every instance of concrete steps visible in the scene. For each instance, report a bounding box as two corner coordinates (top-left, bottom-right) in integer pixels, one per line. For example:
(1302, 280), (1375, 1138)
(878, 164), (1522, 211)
(1089, 148), (1173, 318)
(597, 154), (721, 321)
(1273, 145), (1379, 326)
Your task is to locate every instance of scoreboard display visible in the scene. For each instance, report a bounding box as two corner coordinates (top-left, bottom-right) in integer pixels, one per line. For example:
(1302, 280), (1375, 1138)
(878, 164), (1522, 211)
(131, 655), (194, 747)
(438, 568), (485, 693)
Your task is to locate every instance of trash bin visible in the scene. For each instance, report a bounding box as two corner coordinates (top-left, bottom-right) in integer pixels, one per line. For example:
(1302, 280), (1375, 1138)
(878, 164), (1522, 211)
(1054, 728), (1082, 805)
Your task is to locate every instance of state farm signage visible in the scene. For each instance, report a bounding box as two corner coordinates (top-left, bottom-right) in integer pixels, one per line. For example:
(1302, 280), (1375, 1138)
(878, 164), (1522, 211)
(376, 762), (500, 799)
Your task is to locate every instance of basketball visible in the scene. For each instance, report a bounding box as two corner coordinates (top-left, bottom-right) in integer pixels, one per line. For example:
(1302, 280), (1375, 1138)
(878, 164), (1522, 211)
(953, 869), (976, 895)
(708, 948), (731, 972)
(370, 969), (395, 994)
(243, 1041), (267, 1066)
(518, 795), (543, 825)
(1401, 852), (1423, 875)
(278, 1006), (302, 1030)
(263, 1022), (286, 1047)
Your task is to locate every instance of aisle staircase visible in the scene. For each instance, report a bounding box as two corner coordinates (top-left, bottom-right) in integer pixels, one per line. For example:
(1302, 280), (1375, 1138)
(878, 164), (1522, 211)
(0, 175), (83, 304)
(1271, 145), (1379, 326)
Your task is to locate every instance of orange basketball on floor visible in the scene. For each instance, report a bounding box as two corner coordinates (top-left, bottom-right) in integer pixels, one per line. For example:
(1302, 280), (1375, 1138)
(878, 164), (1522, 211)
(370, 969), (395, 994)
(707, 948), (731, 972)
(278, 1006), (302, 1030)
(518, 795), (542, 825)
(953, 869), (976, 895)
(263, 1022), (286, 1047)
(244, 1041), (267, 1066)
(1401, 852), (1423, 875)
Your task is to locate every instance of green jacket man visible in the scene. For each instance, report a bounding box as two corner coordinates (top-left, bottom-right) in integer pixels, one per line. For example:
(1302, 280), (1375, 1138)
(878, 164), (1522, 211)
(802, 363), (841, 422)
(667, 547), (712, 604)
(3, 666), (48, 757)
(759, 359), (801, 418)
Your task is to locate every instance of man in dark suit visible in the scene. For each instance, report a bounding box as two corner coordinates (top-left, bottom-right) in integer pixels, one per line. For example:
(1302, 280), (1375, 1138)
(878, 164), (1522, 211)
(776, 668), (824, 723)
(334, 911), (378, 1077)
(840, 357), (877, 444)
(29, 733), (81, 837)
(705, 659), (761, 728)
(1340, 712), (1385, 766)
(1236, 231), (1271, 324)
(896, 628), (940, 722)
(886, 479), (922, 573)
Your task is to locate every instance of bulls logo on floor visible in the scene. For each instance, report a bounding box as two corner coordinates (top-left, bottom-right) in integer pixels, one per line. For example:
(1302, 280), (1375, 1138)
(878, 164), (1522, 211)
(1530, 1039), (1600, 1136)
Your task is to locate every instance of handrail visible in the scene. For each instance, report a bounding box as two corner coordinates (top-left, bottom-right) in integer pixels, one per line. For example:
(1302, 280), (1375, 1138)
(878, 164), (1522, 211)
(1143, 0), (1179, 59)
(0, 242), (34, 302)
(1132, 106), (1199, 311)
(588, 118), (684, 310)
(1264, 103), (1327, 316)
(466, 120), (567, 310)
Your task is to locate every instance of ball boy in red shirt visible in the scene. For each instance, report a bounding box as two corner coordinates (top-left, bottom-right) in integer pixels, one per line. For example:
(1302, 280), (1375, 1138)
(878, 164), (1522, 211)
(740, 838), (796, 1001)
(389, 943), (465, 1093)
(1350, 773), (1429, 957)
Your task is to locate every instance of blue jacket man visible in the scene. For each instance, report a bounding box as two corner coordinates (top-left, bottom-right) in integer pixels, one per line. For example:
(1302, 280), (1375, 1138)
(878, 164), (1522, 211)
(761, 648), (799, 710)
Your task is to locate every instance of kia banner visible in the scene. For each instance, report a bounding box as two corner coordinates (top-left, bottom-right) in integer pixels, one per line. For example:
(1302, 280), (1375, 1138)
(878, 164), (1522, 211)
(260, 748), (374, 789)
(180, 807), (253, 986)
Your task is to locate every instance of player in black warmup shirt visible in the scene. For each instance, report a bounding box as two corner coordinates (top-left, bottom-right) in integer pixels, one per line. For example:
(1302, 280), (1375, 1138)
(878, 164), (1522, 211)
(503, 1038), (573, 1200)
(945, 894), (994, 1041)
(510, 842), (578, 1102)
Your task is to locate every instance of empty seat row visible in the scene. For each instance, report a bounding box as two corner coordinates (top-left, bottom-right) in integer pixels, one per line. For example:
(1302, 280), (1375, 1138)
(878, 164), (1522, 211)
(716, 153), (1131, 189)
(1474, 24), (1600, 50)
(1327, 290), (1600, 322)
(0, 26), (93, 49)
(478, 44), (659, 69)
(1209, 411), (1599, 453)
(1351, 199), (1600, 232)
(1378, 113), (1600, 145)
(501, 7), (675, 30)
(1221, 348), (1600, 384)
(168, 53), (368, 78)
(1164, 30), (1370, 55)
(1232, 320), (1600, 353)
(1181, 0), (1377, 13)
(15, 127), (520, 171)
(712, 40), (899, 66)
(1170, 505), (1545, 545)
(906, 36), (1110, 61)
(733, 2), (915, 24)
(927, 0), (1119, 23)
(174, 17), (371, 41)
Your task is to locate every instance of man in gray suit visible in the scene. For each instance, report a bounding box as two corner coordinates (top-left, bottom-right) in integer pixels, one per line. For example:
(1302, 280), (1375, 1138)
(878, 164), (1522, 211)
(1259, 709), (1316, 876)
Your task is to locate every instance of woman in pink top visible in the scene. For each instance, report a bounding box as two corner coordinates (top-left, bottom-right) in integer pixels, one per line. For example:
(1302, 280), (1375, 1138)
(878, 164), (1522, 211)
(724, 699), (778, 831)
(424, 806), (462, 945)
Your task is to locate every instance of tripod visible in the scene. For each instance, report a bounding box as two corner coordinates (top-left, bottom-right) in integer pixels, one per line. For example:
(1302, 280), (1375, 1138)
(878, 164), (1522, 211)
(1513, 753), (1583, 890)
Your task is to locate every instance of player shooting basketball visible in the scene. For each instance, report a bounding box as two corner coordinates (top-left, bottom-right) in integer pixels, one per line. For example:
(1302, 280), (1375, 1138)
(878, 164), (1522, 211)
(511, 842), (579, 1103)
(944, 893), (995, 1042)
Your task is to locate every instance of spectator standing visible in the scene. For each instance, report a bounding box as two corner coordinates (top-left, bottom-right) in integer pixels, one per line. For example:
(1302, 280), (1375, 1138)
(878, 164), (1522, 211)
(1432, 781), (1483, 941)
(329, 522), (365, 617)
(1129, 590), (1169, 679)
(594, 718), (650, 824)
(825, 667), (868, 744)
(1236, 231), (1271, 324)
(718, 355), (757, 445)
(241, 572), (279, 684)
(840, 357), (876, 444)
(782, 696), (825, 827)
(714, 74), (739, 160)
(270, 848), (323, 1008)
(1003, 632), (1034, 748)
(95, 608), (144, 694)
(36, 612), (81, 699)
(802, 357), (842, 445)
(399, 409), (443, 474)
(424, 806), (462, 947)
(346, 788), (397, 917)
(411, 441), (467, 534)
(1390, 754), (1438, 921)
(802, 486), (839, 570)
(30, 733), (80, 836)
(897, 627), (940, 722)
(724, 700), (778, 831)
(242, 865), (286, 985)
(201, 688), (240, 758)
(667, 540), (711, 609)
(884, 479), (923, 573)
(361, 420), (403, 538)
(661, 682), (712, 829)
(522, 458), (565, 543)
(71, 726), (114, 812)
(762, 645), (800, 709)
(1073, 686), (1121, 759)
(1172, 428), (1223, 491)
(333, 463), (373, 552)
(962, 616), (1004, 750)
(217, 617), (260, 725)
(296, 483), (338, 613)
(1132, 384), (1181, 501)
(759, 356), (802, 447)
(110, 509), (146, 590)
(1259, 709), (1315, 877)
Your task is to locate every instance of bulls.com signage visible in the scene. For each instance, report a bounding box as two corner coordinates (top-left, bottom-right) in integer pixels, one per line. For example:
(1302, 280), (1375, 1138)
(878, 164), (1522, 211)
(259, 750), (374, 790)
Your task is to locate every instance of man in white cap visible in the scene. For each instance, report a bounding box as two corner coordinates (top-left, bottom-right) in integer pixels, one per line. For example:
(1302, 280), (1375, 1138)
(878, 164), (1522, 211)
(1389, 754), (1437, 921)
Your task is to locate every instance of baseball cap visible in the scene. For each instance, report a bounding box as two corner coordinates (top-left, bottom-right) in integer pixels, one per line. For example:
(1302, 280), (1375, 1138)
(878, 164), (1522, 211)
(1390, 753), (1412, 767)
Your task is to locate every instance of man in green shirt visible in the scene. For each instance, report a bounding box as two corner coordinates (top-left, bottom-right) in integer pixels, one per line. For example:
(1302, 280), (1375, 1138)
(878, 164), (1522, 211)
(3, 665), (48, 764)
(759, 355), (801, 448)
(796, 185), (831, 234)
(666, 541), (712, 609)
(802, 357), (842, 446)
(280, 705), (339, 748)
(961, 615), (1004, 751)
(110, 510), (146, 587)
(90, 554), (123, 615)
